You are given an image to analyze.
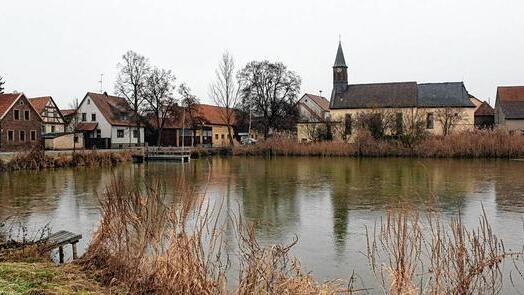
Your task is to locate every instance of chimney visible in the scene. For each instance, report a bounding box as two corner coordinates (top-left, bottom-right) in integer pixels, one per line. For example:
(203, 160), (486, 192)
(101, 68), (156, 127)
(103, 91), (108, 96)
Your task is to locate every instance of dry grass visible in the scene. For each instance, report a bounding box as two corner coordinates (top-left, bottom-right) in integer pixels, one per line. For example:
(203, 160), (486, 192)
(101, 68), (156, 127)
(233, 129), (524, 158)
(366, 207), (523, 294)
(0, 147), (131, 172)
(80, 178), (341, 294)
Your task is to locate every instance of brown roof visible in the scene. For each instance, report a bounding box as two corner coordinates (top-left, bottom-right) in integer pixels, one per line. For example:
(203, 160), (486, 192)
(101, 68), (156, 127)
(196, 104), (236, 126)
(331, 82), (418, 109)
(497, 86), (524, 119)
(475, 101), (494, 116)
(76, 122), (98, 131)
(0, 93), (21, 118)
(85, 92), (134, 126)
(28, 96), (51, 114)
(148, 104), (236, 129)
(60, 109), (76, 117)
(304, 94), (330, 111)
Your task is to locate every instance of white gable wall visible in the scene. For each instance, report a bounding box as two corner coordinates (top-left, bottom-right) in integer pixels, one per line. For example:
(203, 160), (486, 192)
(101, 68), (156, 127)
(77, 94), (112, 138)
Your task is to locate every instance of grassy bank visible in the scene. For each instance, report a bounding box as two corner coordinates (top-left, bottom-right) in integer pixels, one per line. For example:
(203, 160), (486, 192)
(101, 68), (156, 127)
(0, 262), (111, 294)
(0, 148), (131, 172)
(233, 130), (524, 158)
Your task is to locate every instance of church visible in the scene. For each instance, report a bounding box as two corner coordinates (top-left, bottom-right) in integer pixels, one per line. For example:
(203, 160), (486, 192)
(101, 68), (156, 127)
(298, 42), (477, 142)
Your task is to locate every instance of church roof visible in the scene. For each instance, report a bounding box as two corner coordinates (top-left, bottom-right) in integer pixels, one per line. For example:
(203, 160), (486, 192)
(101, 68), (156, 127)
(333, 42), (347, 67)
(330, 82), (418, 109)
(417, 82), (475, 108)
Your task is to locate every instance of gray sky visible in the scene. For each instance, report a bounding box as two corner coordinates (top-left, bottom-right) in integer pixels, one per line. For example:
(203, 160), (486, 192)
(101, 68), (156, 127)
(1, 0), (523, 108)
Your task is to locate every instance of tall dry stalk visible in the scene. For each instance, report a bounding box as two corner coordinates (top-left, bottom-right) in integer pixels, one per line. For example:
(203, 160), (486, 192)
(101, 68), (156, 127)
(367, 208), (522, 294)
(81, 177), (340, 294)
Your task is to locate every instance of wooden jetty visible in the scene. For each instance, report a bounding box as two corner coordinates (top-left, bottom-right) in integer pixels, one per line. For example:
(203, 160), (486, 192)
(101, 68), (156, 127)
(40, 230), (82, 263)
(133, 147), (191, 163)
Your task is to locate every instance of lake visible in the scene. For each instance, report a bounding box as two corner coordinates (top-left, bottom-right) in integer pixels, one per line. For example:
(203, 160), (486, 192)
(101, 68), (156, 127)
(1, 157), (523, 291)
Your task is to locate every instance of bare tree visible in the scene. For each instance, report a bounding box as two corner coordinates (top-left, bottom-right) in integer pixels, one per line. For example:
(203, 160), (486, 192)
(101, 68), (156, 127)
(115, 50), (151, 146)
(209, 52), (240, 146)
(178, 84), (201, 147)
(67, 98), (81, 153)
(143, 67), (177, 146)
(237, 61), (301, 138)
(435, 108), (465, 136)
(0, 75), (5, 94)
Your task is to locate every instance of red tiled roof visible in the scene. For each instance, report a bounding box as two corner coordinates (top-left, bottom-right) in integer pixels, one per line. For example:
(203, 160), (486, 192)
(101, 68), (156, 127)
(195, 104), (236, 126)
(76, 122), (98, 131)
(475, 101), (494, 116)
(304, 94), (330, 111)
(497, 86), (524, 102)
(497, 86), (524, 119)
(148, 104), (236, 129)
(28, 96), (51, 114)
(85, 92), (134, 126)
(0, 93), (21, 118)
(60, 109), (76, 117)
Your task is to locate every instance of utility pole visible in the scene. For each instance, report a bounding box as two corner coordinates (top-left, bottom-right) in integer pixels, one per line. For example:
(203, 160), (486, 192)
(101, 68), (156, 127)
(98, 74), (104, 93)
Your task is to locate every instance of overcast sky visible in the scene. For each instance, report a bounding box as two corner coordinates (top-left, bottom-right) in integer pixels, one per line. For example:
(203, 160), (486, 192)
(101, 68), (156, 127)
(1, 0), (523, 108)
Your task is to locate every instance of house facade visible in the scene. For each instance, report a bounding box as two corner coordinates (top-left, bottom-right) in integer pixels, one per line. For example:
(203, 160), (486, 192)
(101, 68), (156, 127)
(495, 86), (524, 134)
(297, 94), (330, 122)
(76, 92), (144, 149)
(298, 42), (475, 142)
(0, 93), (43, 151)
(28, 96), (66, 134)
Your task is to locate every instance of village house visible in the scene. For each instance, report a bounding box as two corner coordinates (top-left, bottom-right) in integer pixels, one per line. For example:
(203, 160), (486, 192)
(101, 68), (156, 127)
(146, 104), (237, 147)
(28, 96), (82, 150)
(75, 92), (144, 149)
(0, 93), (43, 151)
(495, 86), (524, 134)
(298, 42), (476, 142)
(297, 93), (330, 122)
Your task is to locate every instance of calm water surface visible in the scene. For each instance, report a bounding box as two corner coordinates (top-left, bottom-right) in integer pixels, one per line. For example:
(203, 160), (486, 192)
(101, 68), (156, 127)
(1, 157), (523, 291)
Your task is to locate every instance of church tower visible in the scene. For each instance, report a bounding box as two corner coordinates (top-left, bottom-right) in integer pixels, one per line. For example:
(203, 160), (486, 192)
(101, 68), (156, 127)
(332, 41), (348, 98)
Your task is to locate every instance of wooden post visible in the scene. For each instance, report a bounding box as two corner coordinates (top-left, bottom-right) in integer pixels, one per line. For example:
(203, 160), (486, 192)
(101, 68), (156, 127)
(72, 242), (78, 260)
(58, 246), (64, 264)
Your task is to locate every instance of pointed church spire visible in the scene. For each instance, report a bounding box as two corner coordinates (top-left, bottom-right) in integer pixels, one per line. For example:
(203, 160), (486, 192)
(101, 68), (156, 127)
(334, 41), (347, 68)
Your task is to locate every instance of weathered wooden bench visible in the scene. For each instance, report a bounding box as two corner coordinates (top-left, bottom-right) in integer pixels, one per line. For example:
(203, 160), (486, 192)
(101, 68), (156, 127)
(40, 230), (82, 263)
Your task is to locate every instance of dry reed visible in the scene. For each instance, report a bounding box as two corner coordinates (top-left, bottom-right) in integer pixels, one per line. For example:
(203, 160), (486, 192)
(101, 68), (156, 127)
(366, 207), (523, 294)
(80, 178), (341, 294)
(0, 147), (131, 172)
(233, 129), (524, 158)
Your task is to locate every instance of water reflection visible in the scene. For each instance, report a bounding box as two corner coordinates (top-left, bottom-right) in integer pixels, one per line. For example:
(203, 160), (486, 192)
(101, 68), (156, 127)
(1, 157), (524, 285)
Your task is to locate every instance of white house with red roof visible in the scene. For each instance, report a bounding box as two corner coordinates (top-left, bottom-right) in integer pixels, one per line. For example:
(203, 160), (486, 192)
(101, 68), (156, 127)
(76, 92), (144, 149)
(297, 93), (330, 122)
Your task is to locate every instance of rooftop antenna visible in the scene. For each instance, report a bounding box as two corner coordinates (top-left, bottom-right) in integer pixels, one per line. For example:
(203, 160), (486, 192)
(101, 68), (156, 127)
(98, 74), (104, 93)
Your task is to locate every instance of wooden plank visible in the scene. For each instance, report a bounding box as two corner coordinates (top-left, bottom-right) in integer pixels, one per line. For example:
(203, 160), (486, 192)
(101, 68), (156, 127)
(40, 230), (82, 249)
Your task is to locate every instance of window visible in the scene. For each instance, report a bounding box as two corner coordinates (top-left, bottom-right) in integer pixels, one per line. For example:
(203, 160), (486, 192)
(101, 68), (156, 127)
(221, 134), (225, 139)
(215, 134), (218, 140)
(20, 130), (26, 142)
(133, 129), (139, 138)
(24, 110), (30, 120)
(51, 125), (56, 133)
(119, 112), (128, 121)
(96, 129), (101, 138)
(74, 135), (79, 143)
(30, 130), (36, 141)
(18, 100), (24, 105)
(344, 114), (352, 136)
(87, 99), (90, 104)
(426, 113), (434, 129)
(91, 113), (96, 121)
(395, 113), (403, 135)
(81, 113), (87, 121)
(7, 130), (14, 141)
(13, 110), (20, 120)
(117, 129), (124, 138)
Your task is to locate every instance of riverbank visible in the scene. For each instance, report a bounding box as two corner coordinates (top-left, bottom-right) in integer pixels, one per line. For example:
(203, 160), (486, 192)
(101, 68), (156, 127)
(0, 148), (131, 172)
(233, 129), (524, 158)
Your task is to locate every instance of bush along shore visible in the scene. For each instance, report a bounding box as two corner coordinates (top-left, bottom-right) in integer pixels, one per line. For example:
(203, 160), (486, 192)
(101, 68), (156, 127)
(233, 129), (524, 158)
(0, 148), (131, 172)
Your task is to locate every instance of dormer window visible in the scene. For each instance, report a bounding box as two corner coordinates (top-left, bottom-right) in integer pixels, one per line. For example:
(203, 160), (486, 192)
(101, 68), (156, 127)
(120, 112), (128, 121)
